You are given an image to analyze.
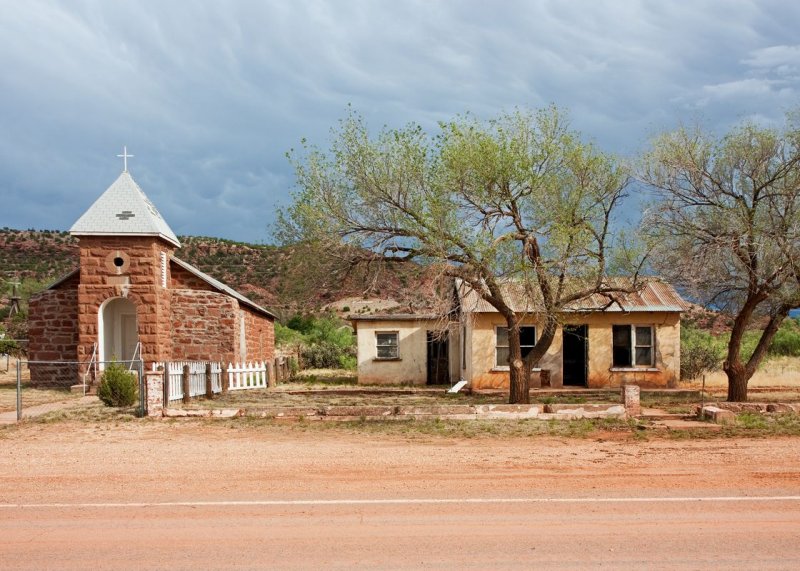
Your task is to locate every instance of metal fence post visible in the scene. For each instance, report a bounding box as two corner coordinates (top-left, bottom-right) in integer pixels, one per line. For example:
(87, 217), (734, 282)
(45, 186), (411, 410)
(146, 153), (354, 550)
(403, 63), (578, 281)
(138, 360), (145, 417)
(163, 363), (169, 406)
(16, 359), (22, 422)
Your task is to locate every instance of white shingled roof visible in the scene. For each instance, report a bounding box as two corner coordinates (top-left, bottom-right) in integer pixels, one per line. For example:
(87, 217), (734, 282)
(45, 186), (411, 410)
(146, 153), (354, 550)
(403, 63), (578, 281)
(70, 171), (181, 247)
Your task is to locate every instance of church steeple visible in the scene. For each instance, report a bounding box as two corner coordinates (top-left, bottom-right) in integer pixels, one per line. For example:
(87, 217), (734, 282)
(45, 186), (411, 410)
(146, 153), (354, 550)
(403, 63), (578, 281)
(70, 170), (181, 248)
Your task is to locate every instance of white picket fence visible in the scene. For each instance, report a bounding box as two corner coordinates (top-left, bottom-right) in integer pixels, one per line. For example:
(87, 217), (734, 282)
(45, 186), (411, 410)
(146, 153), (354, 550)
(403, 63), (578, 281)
(160, 361), (269, 402)
(227, 361), (270, 391)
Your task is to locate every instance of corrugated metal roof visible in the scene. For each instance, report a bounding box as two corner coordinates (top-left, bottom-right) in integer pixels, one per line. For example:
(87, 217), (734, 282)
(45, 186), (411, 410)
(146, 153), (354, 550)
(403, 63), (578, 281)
(171, 256), (276, 319)
(70, 171), (181, 247)
(457, 277), (687, 314)
(349, 313), (442, 322)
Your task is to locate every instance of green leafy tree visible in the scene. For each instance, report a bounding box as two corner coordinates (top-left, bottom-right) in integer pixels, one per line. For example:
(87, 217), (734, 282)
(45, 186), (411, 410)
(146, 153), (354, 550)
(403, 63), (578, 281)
(641, 116), (800, 401)
(279, 107), (641, 403)
(276, 315), (357, 370)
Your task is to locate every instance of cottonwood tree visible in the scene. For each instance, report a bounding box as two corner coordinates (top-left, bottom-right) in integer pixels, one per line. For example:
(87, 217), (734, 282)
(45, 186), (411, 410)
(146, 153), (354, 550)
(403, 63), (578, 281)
(279, 107), (640, 403)
(641, 118), (800, 402)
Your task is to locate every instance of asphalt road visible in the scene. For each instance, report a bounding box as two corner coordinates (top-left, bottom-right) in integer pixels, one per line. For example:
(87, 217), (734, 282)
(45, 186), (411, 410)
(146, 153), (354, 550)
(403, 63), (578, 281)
(2, 422), (799, 569)
(3, 496), (800, 570)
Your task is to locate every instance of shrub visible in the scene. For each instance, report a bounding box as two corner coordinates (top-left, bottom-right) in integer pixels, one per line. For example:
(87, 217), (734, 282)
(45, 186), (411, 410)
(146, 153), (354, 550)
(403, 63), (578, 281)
(301, 342), (343, 369)
(768, 318), (800, 357)
(0, 338), (22, 357)
(680, 324), (723, 381)
(98, 363), (138, 407)
(275, 322), (305, 347)
(278, 314), (357, 370)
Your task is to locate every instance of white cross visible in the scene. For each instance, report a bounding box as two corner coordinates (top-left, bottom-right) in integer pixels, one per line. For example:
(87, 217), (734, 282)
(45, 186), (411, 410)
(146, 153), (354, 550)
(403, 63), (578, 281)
(117, 146), (134, 172)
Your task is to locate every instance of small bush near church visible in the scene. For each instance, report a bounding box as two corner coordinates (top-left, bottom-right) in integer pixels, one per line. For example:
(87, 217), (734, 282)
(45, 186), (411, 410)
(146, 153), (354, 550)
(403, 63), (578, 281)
(98, 362), (138, 407)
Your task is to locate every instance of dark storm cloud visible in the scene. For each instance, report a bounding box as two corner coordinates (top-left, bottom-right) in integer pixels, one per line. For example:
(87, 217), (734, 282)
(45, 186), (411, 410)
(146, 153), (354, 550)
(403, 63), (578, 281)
(1, 0), (799, 241)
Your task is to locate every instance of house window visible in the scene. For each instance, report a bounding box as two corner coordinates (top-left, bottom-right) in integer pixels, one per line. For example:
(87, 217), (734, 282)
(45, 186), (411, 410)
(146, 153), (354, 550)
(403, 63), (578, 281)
(612, 325), (654, 367)
(376, 331), (399, 359)
(495, 326), (536, 367)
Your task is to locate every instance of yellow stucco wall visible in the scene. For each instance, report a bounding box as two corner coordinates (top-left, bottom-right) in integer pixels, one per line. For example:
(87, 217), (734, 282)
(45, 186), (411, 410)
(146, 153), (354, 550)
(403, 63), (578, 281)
(355, 319), (444, 386)
(467, 312), (681, 390)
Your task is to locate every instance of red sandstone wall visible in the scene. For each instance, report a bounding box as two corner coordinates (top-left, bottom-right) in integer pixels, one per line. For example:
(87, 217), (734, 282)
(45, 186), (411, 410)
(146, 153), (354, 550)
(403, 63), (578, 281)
(241, 307), (275, 363)
(28, 286), (79, 362)
(28, 279), (80, 386)
(170, 263), (215, 291)
(76, 236), (175, 365)
(170, 289), (239, 363)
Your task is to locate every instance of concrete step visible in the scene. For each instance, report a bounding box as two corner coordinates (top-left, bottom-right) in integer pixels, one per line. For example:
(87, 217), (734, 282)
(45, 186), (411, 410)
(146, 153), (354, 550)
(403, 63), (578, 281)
(640, 407), (690, 421)
(652, 419), (722, 431)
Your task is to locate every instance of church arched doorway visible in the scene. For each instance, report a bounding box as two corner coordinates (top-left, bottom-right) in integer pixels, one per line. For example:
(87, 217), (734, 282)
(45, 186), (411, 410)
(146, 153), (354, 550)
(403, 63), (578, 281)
(98, 297), (139, 363)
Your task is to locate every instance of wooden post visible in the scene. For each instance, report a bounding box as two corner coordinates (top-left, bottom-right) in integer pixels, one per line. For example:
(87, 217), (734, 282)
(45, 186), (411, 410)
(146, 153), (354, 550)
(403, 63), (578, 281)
(182, 364), (190, 404)
(221, 363), (229, 395)
(267, 360), (276, 388)
(274, 357), (281, 383)
(205, 363), (213, 399)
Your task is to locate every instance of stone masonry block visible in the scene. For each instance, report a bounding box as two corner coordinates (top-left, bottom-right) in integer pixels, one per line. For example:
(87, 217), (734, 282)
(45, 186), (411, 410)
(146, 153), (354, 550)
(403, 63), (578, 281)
(701, 406), (736, 424)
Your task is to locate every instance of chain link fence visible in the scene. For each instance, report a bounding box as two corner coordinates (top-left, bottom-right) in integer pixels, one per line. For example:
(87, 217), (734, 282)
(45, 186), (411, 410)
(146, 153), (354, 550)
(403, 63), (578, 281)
(1, 358), (144, 421)
(0, 339), (28, 372)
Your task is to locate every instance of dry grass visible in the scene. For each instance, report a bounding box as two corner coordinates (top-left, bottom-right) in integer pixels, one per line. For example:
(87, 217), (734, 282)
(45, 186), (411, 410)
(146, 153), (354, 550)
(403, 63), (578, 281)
(683, 356), (800, 388)
(186, 387), (505, 409)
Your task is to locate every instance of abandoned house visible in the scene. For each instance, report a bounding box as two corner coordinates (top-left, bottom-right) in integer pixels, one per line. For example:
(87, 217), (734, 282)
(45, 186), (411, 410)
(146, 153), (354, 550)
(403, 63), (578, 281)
(27, 166), (275, 385)
(350, 278), (687, 389)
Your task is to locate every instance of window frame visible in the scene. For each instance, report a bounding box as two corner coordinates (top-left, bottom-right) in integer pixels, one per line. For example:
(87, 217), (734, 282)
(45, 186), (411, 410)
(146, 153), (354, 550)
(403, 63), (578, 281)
(374, 330), (400, 360)
(612, 324), (655, 369)
(494, 325), (536, 369)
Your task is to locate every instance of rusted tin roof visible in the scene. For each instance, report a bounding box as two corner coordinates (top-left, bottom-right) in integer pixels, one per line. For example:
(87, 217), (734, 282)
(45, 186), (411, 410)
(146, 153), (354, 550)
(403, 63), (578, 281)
(349, 313), (443, 321)
(456, 277), (688, 314)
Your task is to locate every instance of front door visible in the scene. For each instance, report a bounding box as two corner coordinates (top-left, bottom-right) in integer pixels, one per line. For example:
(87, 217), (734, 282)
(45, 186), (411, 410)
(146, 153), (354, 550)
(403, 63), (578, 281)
(426, 332), (450, 385)
(101, 297), (138, 363)
(562, 325), (588, 387)
(121, 314), (138, 361)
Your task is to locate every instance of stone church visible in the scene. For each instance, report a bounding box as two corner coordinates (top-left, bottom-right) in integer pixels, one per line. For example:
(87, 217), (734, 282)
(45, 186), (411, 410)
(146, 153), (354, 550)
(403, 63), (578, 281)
(28, 164), (275, 384)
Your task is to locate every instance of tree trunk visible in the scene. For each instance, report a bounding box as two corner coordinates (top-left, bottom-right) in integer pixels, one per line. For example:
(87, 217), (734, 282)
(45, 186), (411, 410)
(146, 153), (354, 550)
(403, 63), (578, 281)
(723, 293), (788, 402)
(524, 315), (558, 372)
(725, 361), (749, 402)
(722, 294), (761, 403)
(506, 324), (529, 404)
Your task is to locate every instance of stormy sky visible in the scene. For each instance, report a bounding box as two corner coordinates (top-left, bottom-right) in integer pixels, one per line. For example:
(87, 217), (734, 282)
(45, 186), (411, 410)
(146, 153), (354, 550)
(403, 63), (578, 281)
(1, 1), (799, 243)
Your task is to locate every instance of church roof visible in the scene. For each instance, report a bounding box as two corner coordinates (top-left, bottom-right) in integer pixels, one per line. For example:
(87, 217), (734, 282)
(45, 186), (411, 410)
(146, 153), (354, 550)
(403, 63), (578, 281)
(170, 256), (276, 319)
(70, 171), (181, 248)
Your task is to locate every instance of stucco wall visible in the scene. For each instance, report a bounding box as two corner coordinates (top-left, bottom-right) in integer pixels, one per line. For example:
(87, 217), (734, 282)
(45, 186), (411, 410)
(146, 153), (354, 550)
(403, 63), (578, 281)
(583, 312), (680, 388)
(467, 311), (681, 390)
(468, 313), (561, 390)
(355, 319), (443, 386)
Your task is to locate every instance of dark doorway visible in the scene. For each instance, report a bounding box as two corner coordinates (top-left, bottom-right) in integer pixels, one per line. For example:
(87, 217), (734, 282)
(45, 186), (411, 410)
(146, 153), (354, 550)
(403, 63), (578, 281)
(427, 332), (450, 385)
(562, 325), (588, 387)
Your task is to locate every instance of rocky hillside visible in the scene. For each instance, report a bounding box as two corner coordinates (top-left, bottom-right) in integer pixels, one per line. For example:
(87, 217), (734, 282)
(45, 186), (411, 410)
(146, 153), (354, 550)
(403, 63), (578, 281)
(0, 228), (439, 320)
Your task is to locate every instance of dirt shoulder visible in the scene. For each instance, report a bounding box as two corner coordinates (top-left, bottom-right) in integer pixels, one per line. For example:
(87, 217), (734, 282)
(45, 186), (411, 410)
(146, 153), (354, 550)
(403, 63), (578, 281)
(1, 419), (798, 506)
